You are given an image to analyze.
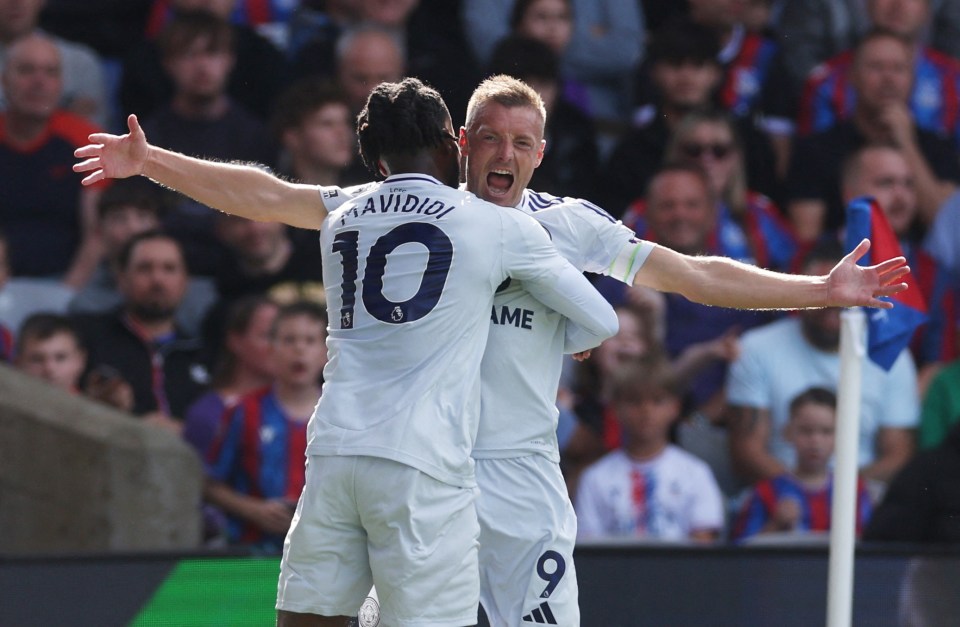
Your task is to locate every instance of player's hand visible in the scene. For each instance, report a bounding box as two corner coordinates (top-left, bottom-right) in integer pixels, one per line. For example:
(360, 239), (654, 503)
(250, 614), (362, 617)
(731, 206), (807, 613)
(571, 350), (592, 362)
(73, 114), (150, 185)
(250, 499), (296, 535)
(825, 239), (909, 309)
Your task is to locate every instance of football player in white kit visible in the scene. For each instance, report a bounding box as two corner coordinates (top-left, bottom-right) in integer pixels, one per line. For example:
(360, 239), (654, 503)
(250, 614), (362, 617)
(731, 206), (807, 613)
(74, 78), (618, 627)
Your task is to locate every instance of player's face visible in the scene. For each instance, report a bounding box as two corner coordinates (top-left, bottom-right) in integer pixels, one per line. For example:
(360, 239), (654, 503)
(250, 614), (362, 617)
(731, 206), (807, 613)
(675, 122), (737, 197)
(786, 402), (836, 473)
(1, 36), (62, 120)
(460, 102), (545, 208)
(271, 315), (327, 388)
(288, 102), (355, 169)
(163, 37), (235, 102)
(616, 389), (681, 445)
(118, 238), (189, 322)
(852, 37), (913, 111)
(869, 0), (930, 40)
(847, 148), (917, 235)
(99, 206), (160, 258)
(227, 302), (279, 380)
(17, 333), (86, 391)
(516, 0), (573, 55)
(645, 171), (715, 255)
(651, 61), (722, 111)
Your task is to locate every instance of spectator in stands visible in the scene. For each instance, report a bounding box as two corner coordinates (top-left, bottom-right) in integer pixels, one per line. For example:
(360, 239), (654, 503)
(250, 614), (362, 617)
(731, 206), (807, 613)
(270, 79), (353, 188)
(924, 190), (960, 276)
(143, 10), (276, 276)
(917, 355), (960, 449)
(598, 17), (777, 217)
(0, 227), (73, 338)
(0, 33), (106, 288)
(68, 178), (218, 338)
(777, 0), (960, 95)
(202, 211), (325, 364)
(0, 0), (108, 126)
(487, 35), (598, 201)
(623, 109), (798, 271)
(798, 0), (960, 164)
(183, 294), (278, 459)
(14, 313), (87, 394)
(205, 301), (327, 551)
(726, 240), (920, 487)
(575, 360), (725, 542)
(613, 164), (776, 422)
(462, 0), (645, 125)
(732, 387), (872, 542)
(864, 420), (960, 543)
(840, 143), (958, 389)
(121, 0), (289, 122)
(785, 30), (960, 243)
(72, 231), (210, 435)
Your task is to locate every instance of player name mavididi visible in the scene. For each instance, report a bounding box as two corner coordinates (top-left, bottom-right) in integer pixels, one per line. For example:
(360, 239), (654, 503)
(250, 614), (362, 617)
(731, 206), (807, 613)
(339, 192), (457, 226)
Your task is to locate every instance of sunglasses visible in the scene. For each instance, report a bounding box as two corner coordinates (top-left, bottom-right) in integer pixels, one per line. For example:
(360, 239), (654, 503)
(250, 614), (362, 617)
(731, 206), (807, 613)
(680, 142), (734, 159)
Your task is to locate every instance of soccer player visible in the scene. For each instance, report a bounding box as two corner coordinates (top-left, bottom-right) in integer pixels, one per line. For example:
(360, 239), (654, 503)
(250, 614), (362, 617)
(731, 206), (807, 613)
(75, 77), (618, 627)
(75, 76), (909, 626)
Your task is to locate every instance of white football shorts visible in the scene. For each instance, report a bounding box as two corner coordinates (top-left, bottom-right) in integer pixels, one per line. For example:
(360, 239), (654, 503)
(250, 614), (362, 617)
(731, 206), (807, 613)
(475, 455), (580, 626)
(277, 455), (481, 626)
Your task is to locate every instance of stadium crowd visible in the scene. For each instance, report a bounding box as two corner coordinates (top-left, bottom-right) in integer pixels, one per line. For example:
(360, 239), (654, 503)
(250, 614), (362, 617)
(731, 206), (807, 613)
(2, 0), (960, 552)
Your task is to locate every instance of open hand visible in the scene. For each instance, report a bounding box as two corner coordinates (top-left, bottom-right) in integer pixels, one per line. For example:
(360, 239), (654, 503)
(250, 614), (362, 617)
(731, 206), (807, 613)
(73, 114), (150, 186)
(826, 239), (909, 308)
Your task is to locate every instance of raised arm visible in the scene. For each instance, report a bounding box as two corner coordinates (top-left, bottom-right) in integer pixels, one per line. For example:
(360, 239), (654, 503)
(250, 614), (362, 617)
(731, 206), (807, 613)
(634, 239), (909, 310)
(73, 114), (334, 230)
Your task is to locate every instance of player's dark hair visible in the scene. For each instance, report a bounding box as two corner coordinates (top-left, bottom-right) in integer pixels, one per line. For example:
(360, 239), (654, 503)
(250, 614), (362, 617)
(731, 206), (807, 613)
(488, 35), (560, 84)
(271, 300), (328, 338)
(116, 229), (183, 272)
(356, 78), (452, 174)
(270, 78), (350, 140)
(789, 386), (837, 417)
(647, 16), (721, 66)
(16, 313), (84, 355)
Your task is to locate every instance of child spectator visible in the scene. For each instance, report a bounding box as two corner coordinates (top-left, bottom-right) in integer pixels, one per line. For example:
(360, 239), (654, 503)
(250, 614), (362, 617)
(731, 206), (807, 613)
(575, 360), (725, 542)
(732, 387), (872, 542)
(14, 313), (87, 393)
(204, 301), (327, 551)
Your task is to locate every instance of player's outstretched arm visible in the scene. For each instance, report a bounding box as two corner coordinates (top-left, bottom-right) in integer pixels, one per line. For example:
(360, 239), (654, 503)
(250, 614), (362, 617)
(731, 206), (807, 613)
(73, 114), (331, 230)
(634, 239), (909, 310)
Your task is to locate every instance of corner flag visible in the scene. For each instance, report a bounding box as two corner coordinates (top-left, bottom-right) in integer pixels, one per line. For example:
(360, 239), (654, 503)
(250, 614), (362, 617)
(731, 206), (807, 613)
(844, 196), (927, 370)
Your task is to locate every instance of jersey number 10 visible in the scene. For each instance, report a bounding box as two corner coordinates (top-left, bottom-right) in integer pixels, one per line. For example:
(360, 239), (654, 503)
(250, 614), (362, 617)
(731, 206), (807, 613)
(332, 223), (453, 328)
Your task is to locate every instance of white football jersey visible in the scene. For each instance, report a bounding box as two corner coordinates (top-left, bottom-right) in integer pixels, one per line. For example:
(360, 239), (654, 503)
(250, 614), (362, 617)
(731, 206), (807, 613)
(473, 189), (654, 460)
(306, 175), (617, 487)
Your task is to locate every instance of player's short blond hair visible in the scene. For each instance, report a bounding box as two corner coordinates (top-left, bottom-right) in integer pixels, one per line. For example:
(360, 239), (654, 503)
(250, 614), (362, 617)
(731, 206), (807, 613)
(464, 75), (547, 135)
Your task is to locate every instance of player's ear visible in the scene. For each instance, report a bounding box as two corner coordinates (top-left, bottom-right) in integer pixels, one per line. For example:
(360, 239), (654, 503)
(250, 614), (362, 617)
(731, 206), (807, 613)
(458, 128), (469, 154)
(377, 159), (389, 177)
(535, 139), (546, 167)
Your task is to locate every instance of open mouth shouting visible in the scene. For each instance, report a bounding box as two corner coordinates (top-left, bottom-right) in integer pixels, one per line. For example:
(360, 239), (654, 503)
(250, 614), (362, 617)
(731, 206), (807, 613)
(486, 169), (515, 200)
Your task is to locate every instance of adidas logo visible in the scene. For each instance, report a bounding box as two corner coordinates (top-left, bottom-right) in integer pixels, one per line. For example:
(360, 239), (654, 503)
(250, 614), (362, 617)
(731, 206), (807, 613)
(522, 601), (557, 624)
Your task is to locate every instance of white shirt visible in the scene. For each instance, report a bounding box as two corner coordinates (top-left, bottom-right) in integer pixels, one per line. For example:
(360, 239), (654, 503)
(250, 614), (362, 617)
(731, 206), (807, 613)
(306, 175), (617, 487)
(575, 447), (725, 540)
(473, 189), (653, 459)
(726, 317), (920, 468)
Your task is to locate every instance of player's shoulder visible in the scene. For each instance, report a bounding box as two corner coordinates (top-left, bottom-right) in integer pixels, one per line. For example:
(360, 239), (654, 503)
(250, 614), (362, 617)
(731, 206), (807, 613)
(524, 189), (618, 224)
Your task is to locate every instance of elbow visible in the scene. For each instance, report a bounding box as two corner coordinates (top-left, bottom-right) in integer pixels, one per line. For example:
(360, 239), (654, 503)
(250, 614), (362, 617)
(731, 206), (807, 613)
(598, 307), (619, 341)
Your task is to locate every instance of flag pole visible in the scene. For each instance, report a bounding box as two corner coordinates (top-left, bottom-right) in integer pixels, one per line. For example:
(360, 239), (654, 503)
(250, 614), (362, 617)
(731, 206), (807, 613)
(826, 307), (866, 627)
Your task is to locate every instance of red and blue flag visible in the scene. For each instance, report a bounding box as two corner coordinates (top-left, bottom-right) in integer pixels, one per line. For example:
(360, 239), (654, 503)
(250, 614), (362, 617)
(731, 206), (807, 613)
(845, 197), (928, 370)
